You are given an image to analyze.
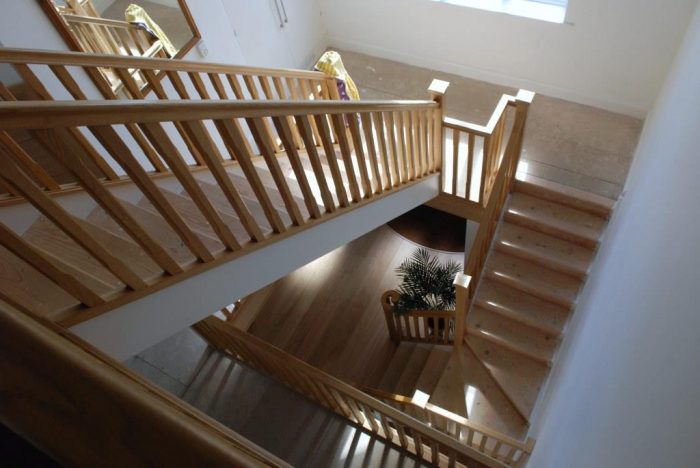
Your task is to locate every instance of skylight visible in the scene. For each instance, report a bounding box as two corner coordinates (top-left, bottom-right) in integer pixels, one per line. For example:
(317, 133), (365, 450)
(432, 0), (568, 24)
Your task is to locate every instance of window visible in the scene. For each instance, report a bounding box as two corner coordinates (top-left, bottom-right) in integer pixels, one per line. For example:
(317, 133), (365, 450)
(432, 0), (568, 23)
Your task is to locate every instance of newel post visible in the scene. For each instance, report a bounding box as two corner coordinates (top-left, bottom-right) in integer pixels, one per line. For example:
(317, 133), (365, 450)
(508, 89), (535, 188)
(428, 79), (450, 176)
(453, 272), (471, 350)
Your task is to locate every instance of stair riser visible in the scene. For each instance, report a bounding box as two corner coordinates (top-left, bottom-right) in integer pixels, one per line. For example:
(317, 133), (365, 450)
(514, 181), (612, 219)
(466, 328), (554, 367)
(473, 298), (564, 338)
(504, 211), (599, 249)
(485, 269), (576, 309)
(494, 240), (588, 279)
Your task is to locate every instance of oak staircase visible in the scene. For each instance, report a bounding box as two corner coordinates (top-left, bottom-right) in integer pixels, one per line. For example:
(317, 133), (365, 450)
(0, 47), (544, 466)
(381, 173), (614, 439)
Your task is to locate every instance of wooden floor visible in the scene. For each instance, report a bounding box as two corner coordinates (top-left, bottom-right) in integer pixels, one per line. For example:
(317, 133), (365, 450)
(244, 225), (464, 388)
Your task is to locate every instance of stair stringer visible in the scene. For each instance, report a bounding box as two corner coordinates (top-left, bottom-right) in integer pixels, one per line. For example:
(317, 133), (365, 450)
(71, 174), (440, 360)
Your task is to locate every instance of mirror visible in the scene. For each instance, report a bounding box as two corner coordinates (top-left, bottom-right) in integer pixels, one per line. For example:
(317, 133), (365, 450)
(41, 0), (201, 60)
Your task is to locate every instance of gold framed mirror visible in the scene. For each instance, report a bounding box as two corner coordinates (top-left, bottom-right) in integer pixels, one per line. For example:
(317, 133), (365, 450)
(41, 1), (201, 58)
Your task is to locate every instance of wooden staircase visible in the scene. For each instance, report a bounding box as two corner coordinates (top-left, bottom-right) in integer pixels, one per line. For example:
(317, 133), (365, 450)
(6, 148), (375, 324)
(374, 174), (614, 444)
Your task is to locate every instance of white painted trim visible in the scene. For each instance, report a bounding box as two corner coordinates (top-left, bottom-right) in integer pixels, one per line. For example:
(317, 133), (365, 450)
(72, 175), (441, 360)
(328, 37), (648, 118)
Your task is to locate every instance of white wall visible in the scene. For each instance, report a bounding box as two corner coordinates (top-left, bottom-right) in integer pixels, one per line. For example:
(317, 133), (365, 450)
(320, 0), (697, 117)
(528, 2), (700, 466)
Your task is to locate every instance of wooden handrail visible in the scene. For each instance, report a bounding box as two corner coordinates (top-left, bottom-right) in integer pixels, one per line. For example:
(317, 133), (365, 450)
(443, 94), (515, 137)
(62, 13), (143, 29)
(0, 99), (438, 129)
(361, 386), (534, 467)
(0, 48), (329, 80)
(0, 77), (444, 326)
(193, 315), (517, 468)
(0, 299), (288, 467)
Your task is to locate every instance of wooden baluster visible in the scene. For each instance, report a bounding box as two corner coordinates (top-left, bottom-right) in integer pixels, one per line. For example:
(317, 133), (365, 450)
(247, 118), (305, 226)
(479, 135), (491, 205)
(414, 430), (425, 458)
(491, 440), (503, 460)
(0, 157), (145, 290)
(329, 114), (361, 202)
(72, 65), (168, 174)
(272, 76), (303, 149)
(242, 75), (279, 152)
(395, 421), (409, 449)
(42, 127), (183, 275)
(479, 432), (488, 452)
(406, 111), (423, 180)
(0, 132), (60, 191)
(371, 112), (392, 190)
(452, 129), (460, 195)
(448, 450), (456, 468)
(272, 116), (322, 219)
(216, 119), (286, 233)
(466, 134), (475, 201)
(13, 64), (120, 181)
(410, 315), (419, 340)
(360, 403), (380, 433)
(395, 111), (413, 183)
(430, 440), (440, 465)
(0, 221), (104, 306)
(466, 427), (475, 447)
(418, 111), (432, 176)
(346, 114), (373, 198)
(87, 125), (215, 262)
(138, 122), (242, 251)
(299, 80), (325, 145)
(225, 74), (245, 99)
(205, 72), (256, 159)
(327, 388), (355, 420)
(152, 70), (207, 166)
(180, 120), (266, 242)
(505, 446), (518, 465)
(384, 112), (401, 185)
(293, 114), (336, 212)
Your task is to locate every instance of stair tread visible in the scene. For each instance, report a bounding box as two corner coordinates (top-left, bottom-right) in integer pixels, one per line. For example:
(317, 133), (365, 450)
(195, 179), (276, 238)
(75, 218), (164, 283)
(467, 334), (550, 421)
(242, 162), (318, 220)
(23, 217), (124, 289)
(467, 306), (558, 364)
(457, 347), (529, 438)
(515, 172), (615, 218)
(0, 245), (79, 318)
(475, 278), (569, 334)
(496, 222), (593, 277)
(136, 190), (226, 256)
(378, 342), (416, 392)
(429, 351), (467, 418)
(506, 192), (606, 246)
(486, 251), (580, 307)
(394, 344), (433, 396)
(413, 346), (451, 397)
(86, 200), (198, 268)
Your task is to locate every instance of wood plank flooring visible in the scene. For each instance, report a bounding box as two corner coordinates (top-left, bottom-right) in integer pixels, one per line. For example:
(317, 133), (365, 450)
(244, 225), (464, 388)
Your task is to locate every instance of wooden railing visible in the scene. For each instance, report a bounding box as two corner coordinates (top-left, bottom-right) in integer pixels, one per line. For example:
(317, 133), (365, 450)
(0, 299), (288, 467)
(193, 315), (510, 468)
(0, 48), (342, 197)
(462, 91), (533, 301)
(362, 387), (534, 467)
(0, 95), (442, 324)
(381, 290), (456, 344)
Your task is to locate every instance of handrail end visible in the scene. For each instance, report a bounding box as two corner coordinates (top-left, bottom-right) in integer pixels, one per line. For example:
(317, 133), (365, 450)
(516, 89), (536, 105)
(428, 79), (450, 97)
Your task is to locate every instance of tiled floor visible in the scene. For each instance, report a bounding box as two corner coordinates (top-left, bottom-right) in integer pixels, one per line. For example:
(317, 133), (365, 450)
(336, 49), (643, 199)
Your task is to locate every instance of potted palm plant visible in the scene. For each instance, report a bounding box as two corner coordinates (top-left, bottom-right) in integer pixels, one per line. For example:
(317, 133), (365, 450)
(388, 248), (462, 337)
